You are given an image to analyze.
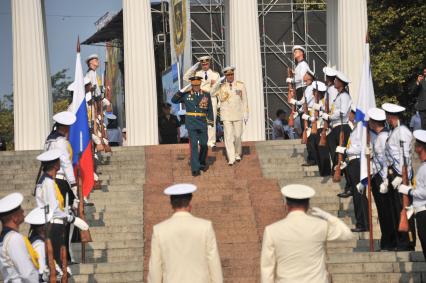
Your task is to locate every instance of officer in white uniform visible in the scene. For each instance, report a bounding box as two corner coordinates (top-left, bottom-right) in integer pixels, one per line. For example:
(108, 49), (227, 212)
(261, 184), (352, 283)
(85, 54), (101, 99)
(366, 107), (395, 250)
(286, 45), (310, 100)
(184, 55), (220, 147)
(212, 66), (249, 165)
(398, 130), (426, 260)
(148, 184), (223, 283)
(0, 193), (39, 283)
(25, 207), (56, 282)
(322, 71), (352, 172)
(34, 150), (89, 270)
(382, 103), (416, 251)
(322, 67), (338, 103)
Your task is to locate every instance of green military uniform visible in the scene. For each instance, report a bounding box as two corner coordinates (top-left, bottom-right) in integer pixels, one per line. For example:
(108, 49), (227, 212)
(172, 87), (213, 174)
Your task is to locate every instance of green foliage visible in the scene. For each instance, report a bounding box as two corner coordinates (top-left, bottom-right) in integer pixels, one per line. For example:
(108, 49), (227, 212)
(53, 98), (71, 114)
(368, 0), (426, 112)
(51, 68), (73, 102)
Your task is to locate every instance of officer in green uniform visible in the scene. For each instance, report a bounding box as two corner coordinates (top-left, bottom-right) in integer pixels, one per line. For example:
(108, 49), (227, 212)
(172, 75), (214, 176)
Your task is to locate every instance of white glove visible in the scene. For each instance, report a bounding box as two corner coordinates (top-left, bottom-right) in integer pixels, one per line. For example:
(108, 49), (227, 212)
(92, 134), (101, 145)
(286, 78), (293, 84)
(293, 112), (299, 119)
(340, 161), (347, 170)
(306, 127), (311, 138)
(406, 205), (414, 220)
(311, 207), (333, 221)
(220, 76), (226, 83)
(379, 179), (389, 194)
(391, 176), (403, 189)
(302, 113), (310, 121)
(103, 138), (109, 145)
(179, 84), (192, 93)
(73, 217), (89, 231)
(335, 146), (346, 154)
(102, 98), (111, 106)
(365, 146), (372, 155)
(312, 103), (321, 111)
(72, 198), (80, 210)
(321, 112), (330, 120)
(356, 182), (365, 194)
(42, 268), (50, 282)
(398, 184), (412, 195)
(299, 97), (306, 104)
(192, 62), (200, 70)
(289, 98), (297, 105)
(70, 185), (78, 198)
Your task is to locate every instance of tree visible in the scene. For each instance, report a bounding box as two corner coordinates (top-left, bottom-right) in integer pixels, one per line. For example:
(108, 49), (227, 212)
(51, 68), (73, 102)
(368, 0), (426, 113)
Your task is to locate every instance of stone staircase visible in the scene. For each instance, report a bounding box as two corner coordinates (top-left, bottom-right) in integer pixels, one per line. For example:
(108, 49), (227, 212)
(256, 139), (426, 283)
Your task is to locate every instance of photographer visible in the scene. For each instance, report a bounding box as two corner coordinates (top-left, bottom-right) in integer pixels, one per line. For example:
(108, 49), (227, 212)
(411, 67), (426, 129)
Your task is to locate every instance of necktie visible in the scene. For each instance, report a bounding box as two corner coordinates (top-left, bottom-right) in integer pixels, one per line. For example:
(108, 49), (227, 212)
(204, 72), (208, 80)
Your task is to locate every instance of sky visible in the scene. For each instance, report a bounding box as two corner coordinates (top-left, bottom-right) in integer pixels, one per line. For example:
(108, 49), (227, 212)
(0, 0), (122, 96)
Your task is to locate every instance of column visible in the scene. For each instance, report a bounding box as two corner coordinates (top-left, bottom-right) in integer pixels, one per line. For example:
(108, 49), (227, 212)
(12, 0), (52, 150)
(329, 0), (368, 104)
(227, 0), (265, 141)
(123, 0), (158, 145)
(326, 0), (338, 68)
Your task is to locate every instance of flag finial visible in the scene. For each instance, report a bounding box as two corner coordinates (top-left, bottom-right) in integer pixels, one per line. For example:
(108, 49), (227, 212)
(77, 36), (80, 53)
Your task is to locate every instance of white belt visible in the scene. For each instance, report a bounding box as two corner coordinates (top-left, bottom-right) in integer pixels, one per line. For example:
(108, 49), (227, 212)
(56, 174), (66, 180)
(50, 219), (64, 224)
(348, 155), (360, 161)
(414, 205), (426, 215)
(332, 122), (348, 129)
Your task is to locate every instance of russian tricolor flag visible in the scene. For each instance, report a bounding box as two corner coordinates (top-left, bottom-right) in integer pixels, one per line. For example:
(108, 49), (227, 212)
(69, 40), (94, 198)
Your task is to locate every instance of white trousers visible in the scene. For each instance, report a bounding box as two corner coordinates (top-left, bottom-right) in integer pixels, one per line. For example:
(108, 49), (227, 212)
(223, 120), (243, 162)
(208, 97), (218, 145)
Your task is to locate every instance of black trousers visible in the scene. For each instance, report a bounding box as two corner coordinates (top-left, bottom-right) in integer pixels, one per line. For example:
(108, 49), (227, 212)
(347, 158), (369, 229)
(387, 172), (416, 250)
(56, 179), (74, 260)
(306, 132), (317, 163)
(313, 129), (331, 176)
(327, 124), (351, 170)
(50, 223), (67, 267)
(419, 110), (426, 130)
(416, 210), (426, 260)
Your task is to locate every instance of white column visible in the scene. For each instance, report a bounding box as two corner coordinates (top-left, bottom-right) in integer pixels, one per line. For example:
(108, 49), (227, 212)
(123, 0), (158, 145)
(334, 0), (368, 104)
(12, 0), (52, 150)
(326, 0), (338, 68)
(227, 0), (265, 141)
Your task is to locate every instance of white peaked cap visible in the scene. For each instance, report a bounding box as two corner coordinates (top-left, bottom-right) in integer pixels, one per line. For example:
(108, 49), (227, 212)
(414, 130), (426, 143)
(106, 113), (117, 120)
(368, 108), (386, 121)
(281, 184), (315, 199)
(0, 193), (23, 214)
(323, 67), (337, 77)
(53, 111), (76, 126)
(86, 54), (99, 63)
(198, 55), (211, 62)
(335, 71), (351, 84)
(67, 82), (76, 92)
(222, 66), (235, 74)
(313, 81), (327, 92)
(382, 103), (405, 113)
(351, 105), (357, 112)
(37, 149), (62, 162)
(164, 183), (197, 196)
(292, 45), (306, 53)
(25, 207), (53, 225)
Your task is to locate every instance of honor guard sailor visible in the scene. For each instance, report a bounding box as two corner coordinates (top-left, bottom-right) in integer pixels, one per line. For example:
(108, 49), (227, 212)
(398, 130), (426, 259)
(382, 103), (416, 251)
(147, 184), (223, 283)
(85, 54), (101, 99)
(261, 184), (352, 283)
(286, 45), (310, 100)
(34, 149), (89, 268)
(172, 76), (214, 176)
(0, 193), (40, 282)
(212, 66), (249, 165)
(184, 55), (220, 147)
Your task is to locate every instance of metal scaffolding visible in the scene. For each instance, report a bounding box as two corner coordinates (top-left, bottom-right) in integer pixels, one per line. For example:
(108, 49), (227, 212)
(189, 0), (327, 139)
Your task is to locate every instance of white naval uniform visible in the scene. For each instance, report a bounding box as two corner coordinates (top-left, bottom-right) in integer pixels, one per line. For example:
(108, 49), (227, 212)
(85, 69), (101, 98)
(293, 61), (310, 90)
(184, 68), (220, 146)
(385, 125), (413, 179)
(371, 130), (389, 180)
(0, 230), (39, 283)
(30, 238), (46, 278)
(261, 210), (352, 283)
(44, 133), (76, 185)
(214, 80), (248, 162)
(147, 211), (223, 283)
(35, 176), (68, 221)
(329, 91), (352, 127)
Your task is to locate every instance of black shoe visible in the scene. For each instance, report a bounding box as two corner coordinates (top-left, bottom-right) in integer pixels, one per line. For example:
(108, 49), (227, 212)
(351, 227), (368, 233)
(192, 170), (201, 177)
(337, 191), (353, 198)
(302, 161), (316, 166)
(200, 164), (209, 172)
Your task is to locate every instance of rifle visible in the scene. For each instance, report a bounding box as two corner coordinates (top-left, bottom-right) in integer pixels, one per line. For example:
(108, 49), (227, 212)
(287, 67), (296, 127)
(43, 205), (57, 283)
(366, 123), (374, 252)
(77, 155), (93, 263)
(319, 86), (330, 146)
(398, 139), (410, 232)
(301, 91), (309, 144)
(333, 114), (344, 182)
(311, 85), (319, 135)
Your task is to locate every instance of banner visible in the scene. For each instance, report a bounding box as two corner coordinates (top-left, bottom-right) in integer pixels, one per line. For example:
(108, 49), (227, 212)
(169, 0), (191, 86)
(162, 63), (181, 115)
